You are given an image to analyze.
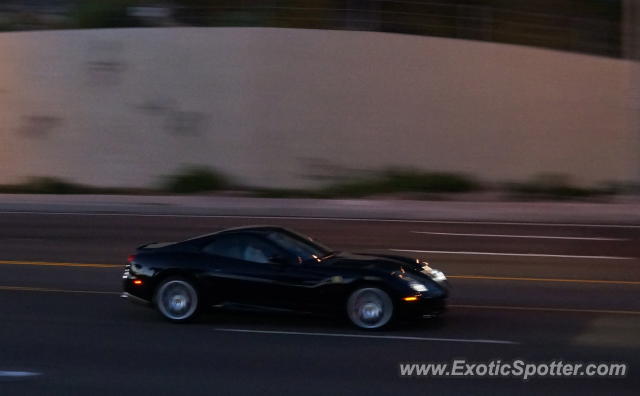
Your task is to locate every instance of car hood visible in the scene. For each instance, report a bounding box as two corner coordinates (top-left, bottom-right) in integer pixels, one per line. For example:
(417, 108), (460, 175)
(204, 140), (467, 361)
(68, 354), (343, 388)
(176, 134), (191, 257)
(323, 252), (424, 273)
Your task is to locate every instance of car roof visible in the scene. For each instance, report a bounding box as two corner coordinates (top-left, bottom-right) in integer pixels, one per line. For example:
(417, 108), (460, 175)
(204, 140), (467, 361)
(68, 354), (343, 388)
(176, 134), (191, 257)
(185, 225), (289, 242)
(217, 225), (287, 235)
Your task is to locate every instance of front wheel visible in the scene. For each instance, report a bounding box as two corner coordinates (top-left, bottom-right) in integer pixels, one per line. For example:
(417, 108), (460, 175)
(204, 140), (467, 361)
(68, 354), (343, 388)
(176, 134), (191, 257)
(154, 277), (200, 323)
(346, 287), (394, 329)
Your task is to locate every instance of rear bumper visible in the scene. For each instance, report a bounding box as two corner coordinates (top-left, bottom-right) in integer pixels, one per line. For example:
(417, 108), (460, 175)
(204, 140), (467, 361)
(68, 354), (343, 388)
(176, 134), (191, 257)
(122, 276), (155, 302)
(121, 292), (152, 306)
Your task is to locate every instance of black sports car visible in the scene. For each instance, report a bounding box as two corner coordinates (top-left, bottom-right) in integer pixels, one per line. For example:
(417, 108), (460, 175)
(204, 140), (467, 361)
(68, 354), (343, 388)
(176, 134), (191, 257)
(122, 226), (448, 329)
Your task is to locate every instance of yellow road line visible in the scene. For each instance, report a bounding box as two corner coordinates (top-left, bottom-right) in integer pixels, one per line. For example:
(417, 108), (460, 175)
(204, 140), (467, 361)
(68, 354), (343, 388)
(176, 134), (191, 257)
(0, 260), (120, 268)
(448, 275), (640, 286)
(452, 304), (640, 316)
(2, 260), (640, 286)
(0, 285), (119, 295)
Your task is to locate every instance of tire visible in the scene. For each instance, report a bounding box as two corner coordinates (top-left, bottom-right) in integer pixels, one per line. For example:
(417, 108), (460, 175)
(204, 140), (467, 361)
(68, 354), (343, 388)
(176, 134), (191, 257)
(346, 287), (394, 329)
(154, 277), (200, 323)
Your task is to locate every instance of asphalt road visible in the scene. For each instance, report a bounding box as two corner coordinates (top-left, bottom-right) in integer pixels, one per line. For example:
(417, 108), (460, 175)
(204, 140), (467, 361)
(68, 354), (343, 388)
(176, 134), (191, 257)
(0, 212), (639, 395)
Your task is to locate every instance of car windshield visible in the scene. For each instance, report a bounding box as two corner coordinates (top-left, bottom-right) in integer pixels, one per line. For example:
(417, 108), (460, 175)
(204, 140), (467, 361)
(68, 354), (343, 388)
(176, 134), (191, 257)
(265, 230), (333, 263)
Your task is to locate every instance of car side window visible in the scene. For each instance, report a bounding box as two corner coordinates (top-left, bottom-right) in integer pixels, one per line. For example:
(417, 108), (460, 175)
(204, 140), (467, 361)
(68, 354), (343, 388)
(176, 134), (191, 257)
(202, 235), (244, 260)
(203, 234), (281, 264)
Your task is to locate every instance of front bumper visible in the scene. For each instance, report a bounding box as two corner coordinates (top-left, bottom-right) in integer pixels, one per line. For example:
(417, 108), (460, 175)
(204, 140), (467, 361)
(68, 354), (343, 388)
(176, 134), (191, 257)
(397, 295), (447, 319)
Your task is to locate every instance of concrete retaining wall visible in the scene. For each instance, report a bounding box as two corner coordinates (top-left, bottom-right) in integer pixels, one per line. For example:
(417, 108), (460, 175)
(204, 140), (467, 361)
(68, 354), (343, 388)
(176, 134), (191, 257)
(0, 27), (636, 188)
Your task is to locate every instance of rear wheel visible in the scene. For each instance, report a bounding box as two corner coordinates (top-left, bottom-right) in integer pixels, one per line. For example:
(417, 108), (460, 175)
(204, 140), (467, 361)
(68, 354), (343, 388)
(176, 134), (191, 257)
(346, 287), (394, 329)
(154, 277), (200, 323)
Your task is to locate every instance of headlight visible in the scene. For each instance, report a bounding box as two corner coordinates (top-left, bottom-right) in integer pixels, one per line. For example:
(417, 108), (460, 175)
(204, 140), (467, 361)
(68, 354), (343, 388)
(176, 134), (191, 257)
(421, 263), (447, 282)
(409, 282), (428, 292)
(430, 269), (447, 282)
(398, 272), (430, 292)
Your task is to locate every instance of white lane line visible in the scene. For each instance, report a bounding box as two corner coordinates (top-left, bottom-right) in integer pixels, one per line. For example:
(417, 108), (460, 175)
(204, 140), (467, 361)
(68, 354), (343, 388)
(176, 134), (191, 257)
(411, 231), (628, 241)
(0, 371), (41, 378)
(214, 328), (517, 345)
(0, 211), (639, 228)
(390, 249), (634, 260)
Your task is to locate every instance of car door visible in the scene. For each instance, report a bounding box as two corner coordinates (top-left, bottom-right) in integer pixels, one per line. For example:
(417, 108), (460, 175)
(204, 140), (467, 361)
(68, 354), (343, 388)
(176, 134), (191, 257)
(273, 262), (339, 311)
(201, 234), (287, 308)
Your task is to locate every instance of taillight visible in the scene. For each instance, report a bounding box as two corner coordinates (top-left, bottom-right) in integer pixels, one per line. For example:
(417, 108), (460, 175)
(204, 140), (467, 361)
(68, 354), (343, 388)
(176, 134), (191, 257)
(123, 254), (135, 279)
